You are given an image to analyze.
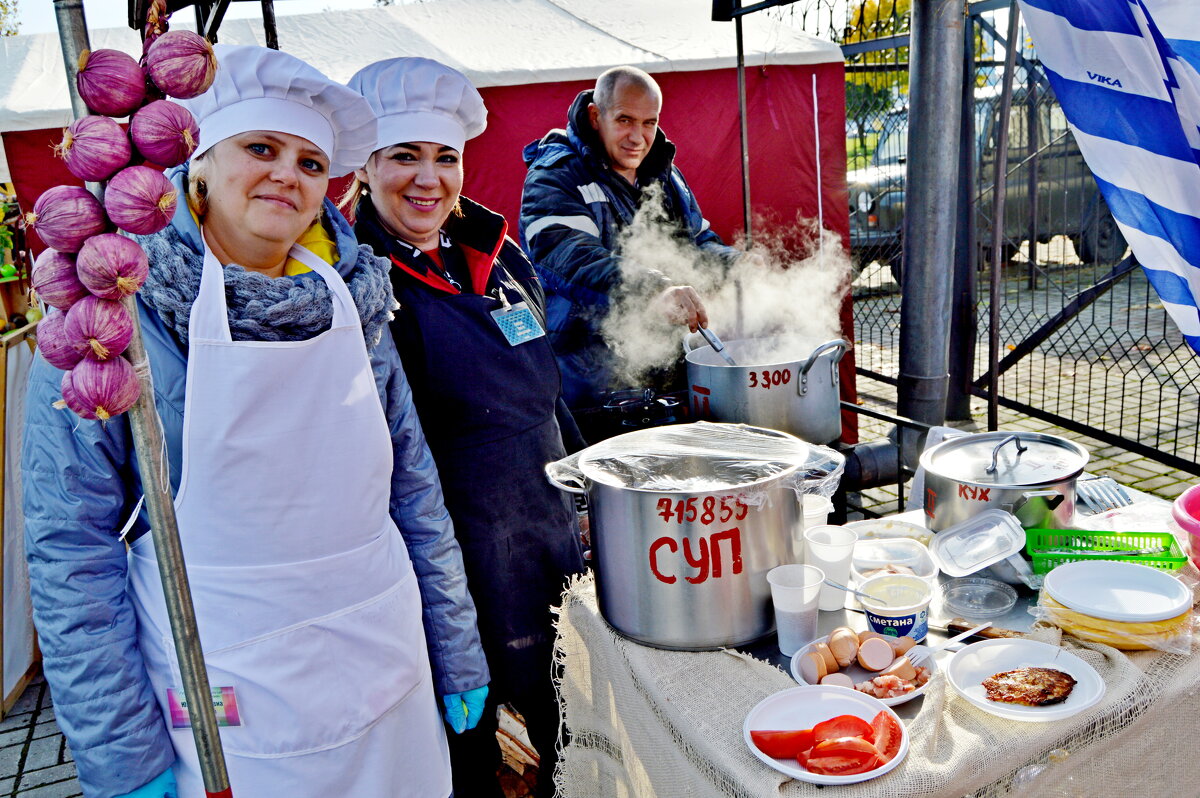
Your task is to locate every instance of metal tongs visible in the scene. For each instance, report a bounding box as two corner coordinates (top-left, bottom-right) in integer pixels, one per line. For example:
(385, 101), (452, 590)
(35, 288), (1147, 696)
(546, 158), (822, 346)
(696, 325), (738, 366)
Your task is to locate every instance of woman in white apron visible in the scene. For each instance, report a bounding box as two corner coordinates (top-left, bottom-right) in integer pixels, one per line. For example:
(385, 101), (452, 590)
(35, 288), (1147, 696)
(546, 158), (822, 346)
(21, 45), (488, 798)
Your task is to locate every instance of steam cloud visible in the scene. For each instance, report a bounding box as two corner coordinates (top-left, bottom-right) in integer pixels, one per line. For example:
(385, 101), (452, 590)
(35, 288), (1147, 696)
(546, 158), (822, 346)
(600, 184), (853, 388)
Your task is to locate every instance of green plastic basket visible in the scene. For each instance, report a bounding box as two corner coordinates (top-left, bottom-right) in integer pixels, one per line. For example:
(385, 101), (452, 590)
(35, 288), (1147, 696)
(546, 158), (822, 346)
(1025, 529), (1187, 575)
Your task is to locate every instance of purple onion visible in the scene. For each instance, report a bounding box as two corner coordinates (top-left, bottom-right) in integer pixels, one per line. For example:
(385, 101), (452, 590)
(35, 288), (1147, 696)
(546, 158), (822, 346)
(105, 166), (177, 235)
(54, 116), (132, 182)
(60, 356), (141, 422)
(31, 248), (89, 312)
(36, 312), (84, 371)
(76, 49), (146, 118)
(130, 101), (198, 167)
(24, 186), (109, 253)
(64, 295), (133, 361)
(76, 234), (149, 300)
(146, 31), (217, 100)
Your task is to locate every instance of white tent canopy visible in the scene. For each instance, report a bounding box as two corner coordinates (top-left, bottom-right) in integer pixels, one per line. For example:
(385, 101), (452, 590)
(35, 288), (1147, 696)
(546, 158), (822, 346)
(0, 0), (841, 183)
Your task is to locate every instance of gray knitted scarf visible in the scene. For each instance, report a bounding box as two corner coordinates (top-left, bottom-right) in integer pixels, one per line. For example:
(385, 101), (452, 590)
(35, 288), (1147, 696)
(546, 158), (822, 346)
(135, 225), (396, 348)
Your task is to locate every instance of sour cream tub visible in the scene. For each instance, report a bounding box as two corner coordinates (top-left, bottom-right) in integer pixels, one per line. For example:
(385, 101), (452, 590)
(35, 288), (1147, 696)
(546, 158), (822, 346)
(858, 574), (933, 643)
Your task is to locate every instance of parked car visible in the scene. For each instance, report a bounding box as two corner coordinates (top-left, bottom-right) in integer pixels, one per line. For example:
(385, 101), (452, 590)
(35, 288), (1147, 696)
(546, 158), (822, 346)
(847, 86), (1127, 279)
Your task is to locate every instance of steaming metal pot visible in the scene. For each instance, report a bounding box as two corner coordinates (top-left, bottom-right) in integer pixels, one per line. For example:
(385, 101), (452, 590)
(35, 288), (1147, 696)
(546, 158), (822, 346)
(685, 335), (849, 444)
(545, 423), (807, 650)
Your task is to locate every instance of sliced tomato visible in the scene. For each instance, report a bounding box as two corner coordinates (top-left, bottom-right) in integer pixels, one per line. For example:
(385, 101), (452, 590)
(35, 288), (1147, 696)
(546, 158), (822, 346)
(804, 737), (883, 775)
(812, 714), (875, 745)
(870, 710), (903, 763)
(750, 728), (815, 759)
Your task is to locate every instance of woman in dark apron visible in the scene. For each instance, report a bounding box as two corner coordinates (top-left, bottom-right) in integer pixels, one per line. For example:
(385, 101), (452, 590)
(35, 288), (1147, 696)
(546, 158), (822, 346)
(345, 58), (586, 798)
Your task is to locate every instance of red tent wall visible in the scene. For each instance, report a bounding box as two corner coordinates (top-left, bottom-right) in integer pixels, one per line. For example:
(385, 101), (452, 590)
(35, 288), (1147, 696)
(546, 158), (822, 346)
(4, 61), (857, 438)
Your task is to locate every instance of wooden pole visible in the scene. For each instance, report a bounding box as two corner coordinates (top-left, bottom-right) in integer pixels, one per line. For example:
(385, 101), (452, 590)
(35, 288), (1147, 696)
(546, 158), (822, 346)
(52, 1), (233, 794)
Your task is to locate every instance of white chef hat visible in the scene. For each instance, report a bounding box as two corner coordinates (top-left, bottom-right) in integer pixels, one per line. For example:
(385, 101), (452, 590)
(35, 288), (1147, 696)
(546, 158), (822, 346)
(178, 44), (377, 178)
(348, 57), (487, 155)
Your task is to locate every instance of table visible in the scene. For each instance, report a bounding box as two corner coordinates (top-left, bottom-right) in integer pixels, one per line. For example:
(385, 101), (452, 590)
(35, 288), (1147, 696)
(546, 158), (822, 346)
(554, 499), (1200, 798)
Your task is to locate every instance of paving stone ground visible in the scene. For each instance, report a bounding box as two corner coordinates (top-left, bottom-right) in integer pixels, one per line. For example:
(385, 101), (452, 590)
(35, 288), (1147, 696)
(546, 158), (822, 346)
(0, 679), (78, 798)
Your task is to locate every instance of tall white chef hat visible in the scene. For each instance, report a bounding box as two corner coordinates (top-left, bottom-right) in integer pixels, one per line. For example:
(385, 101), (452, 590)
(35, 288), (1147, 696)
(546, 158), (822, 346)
(348, 57), (487, 155)
(178, 44), (377, 178)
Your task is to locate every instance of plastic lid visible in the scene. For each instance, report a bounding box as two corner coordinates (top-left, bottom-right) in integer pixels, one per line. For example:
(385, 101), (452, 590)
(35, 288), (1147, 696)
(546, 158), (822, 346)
(927, 509), (1026, 577)
(578, 422), (812, 492)
(920, 432), (1088, 487)
(942, 577), (1018, 619)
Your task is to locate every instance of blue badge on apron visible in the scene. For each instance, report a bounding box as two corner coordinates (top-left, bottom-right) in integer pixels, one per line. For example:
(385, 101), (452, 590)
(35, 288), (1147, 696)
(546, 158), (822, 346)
(491, 301), (546, 346)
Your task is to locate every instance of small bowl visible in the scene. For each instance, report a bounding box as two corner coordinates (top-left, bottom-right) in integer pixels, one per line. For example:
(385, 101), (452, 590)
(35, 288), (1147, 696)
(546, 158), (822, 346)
(942, 577), (1017, 619)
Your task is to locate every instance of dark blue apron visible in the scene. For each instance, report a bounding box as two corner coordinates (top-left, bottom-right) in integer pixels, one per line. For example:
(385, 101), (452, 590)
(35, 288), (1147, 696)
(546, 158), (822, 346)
(386, 237), (585, 702)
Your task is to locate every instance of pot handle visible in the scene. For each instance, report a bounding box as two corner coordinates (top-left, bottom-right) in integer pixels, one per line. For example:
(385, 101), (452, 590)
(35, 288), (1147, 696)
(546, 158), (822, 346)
(1007, 490), (1066, 515)
(681, 329), (704, 354)
(985, 434), (1029, 475)
(546, 455), (589, 495)
(796, 339), (849, 397)
(797, 339), (850, 377)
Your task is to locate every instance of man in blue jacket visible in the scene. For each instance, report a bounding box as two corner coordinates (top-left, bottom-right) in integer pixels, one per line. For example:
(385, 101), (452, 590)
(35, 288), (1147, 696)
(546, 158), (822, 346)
(520, 65), (742, 432)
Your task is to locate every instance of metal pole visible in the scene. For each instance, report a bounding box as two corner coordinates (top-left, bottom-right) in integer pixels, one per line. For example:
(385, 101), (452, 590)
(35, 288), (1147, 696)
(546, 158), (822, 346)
(735, 17), (752, 244)
(52, 2), (233, 795)
(988, 1), (1022, 431)
(1025, 69), (1039, 290)
(896, 0), (965, 464)
(261, 0), (279, 50)
(734, 16), (751, 335)
(947, 6), (977, 421)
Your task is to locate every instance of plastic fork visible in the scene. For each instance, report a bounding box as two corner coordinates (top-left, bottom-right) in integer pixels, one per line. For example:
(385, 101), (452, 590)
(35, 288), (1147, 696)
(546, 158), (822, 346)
(906, 622), (993, 670)
(1077, 475), (1134, 513)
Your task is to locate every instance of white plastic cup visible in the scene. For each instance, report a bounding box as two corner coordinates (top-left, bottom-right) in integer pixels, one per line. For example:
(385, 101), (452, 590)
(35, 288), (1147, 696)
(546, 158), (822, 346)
(804, 524), (858, 611)
(794, 494), (834, 551)
(766, 564), (825, 656)
(802, 494), (834, 531)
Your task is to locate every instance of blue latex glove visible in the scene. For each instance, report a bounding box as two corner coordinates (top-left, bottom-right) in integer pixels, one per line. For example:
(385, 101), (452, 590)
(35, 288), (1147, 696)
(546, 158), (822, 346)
(442, 685), (489, 734)
(115, 767), (177, 798)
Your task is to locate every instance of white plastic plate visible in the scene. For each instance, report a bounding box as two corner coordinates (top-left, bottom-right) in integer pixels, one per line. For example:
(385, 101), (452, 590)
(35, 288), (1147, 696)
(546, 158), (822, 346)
(1042, 560), (1192, 622)
(743, 685), (908, 784)
(946, 639), (1104, 722)
(789, 635), (937, 706)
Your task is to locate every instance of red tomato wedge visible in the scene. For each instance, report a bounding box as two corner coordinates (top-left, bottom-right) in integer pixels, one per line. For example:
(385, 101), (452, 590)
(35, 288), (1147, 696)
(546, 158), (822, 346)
(750, 728), (815, 759)
(812, 714), (875, 745)
(804, 736), (883, 775)
(871, 710), (903, 763)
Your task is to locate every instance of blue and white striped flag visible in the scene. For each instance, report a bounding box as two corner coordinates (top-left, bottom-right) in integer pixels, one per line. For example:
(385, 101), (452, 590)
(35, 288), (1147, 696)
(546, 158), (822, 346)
(1019, 0), (1200, 351)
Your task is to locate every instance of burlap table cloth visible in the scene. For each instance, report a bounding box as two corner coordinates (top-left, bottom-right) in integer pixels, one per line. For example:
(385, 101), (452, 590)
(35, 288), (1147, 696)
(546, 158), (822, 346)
(554, 567), (1200, 798)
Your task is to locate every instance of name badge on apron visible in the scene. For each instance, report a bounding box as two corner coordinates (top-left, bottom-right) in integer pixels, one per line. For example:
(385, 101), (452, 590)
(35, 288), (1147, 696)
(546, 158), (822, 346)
(491, 301), (546, 346)
(166, 686), (243, 728)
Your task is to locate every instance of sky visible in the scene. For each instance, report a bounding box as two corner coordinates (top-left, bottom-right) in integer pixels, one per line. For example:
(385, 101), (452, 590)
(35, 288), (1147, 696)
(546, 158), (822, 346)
(15, 0), (379, 36)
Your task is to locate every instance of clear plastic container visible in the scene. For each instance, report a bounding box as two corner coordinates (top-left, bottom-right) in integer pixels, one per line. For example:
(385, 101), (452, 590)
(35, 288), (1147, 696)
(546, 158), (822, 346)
(928, 509), (1026, 577)
(942, 577), (1018, 619)
(851, 537), (938, 585)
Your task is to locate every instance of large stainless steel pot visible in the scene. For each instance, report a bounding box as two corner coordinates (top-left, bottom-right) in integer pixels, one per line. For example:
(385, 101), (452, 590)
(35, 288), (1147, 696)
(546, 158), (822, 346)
(919, 432), (1089, 532)
(546, 423), (808, 650)
(685, 336), (849, 444)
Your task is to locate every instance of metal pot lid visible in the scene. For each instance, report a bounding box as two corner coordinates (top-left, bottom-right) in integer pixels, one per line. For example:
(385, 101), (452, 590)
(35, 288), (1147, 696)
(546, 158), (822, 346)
(919, 431), (1089, 486)
(578, 421), (814, 492)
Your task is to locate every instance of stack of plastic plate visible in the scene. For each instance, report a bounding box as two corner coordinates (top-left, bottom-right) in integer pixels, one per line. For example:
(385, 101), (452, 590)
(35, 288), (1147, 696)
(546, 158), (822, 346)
(1041, 561), (1193, 650)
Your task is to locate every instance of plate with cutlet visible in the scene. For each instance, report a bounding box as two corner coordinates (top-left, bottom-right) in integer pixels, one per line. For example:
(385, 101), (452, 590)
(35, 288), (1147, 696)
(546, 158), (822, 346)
(945, 639), (1104, 722)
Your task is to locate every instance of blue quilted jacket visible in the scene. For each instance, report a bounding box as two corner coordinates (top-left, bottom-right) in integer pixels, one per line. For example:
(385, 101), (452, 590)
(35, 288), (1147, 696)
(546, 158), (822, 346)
(21, 171), (488, 798)
(519, 89), (739, 408)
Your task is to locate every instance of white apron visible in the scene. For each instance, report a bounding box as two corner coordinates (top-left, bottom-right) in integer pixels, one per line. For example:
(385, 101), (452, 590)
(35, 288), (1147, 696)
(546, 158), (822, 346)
(129, 243), (451, 797)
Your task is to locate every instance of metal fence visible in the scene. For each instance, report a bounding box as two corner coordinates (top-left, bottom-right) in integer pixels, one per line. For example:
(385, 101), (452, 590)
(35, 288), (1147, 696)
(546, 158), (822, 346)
(787, 0), (1200, 476)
